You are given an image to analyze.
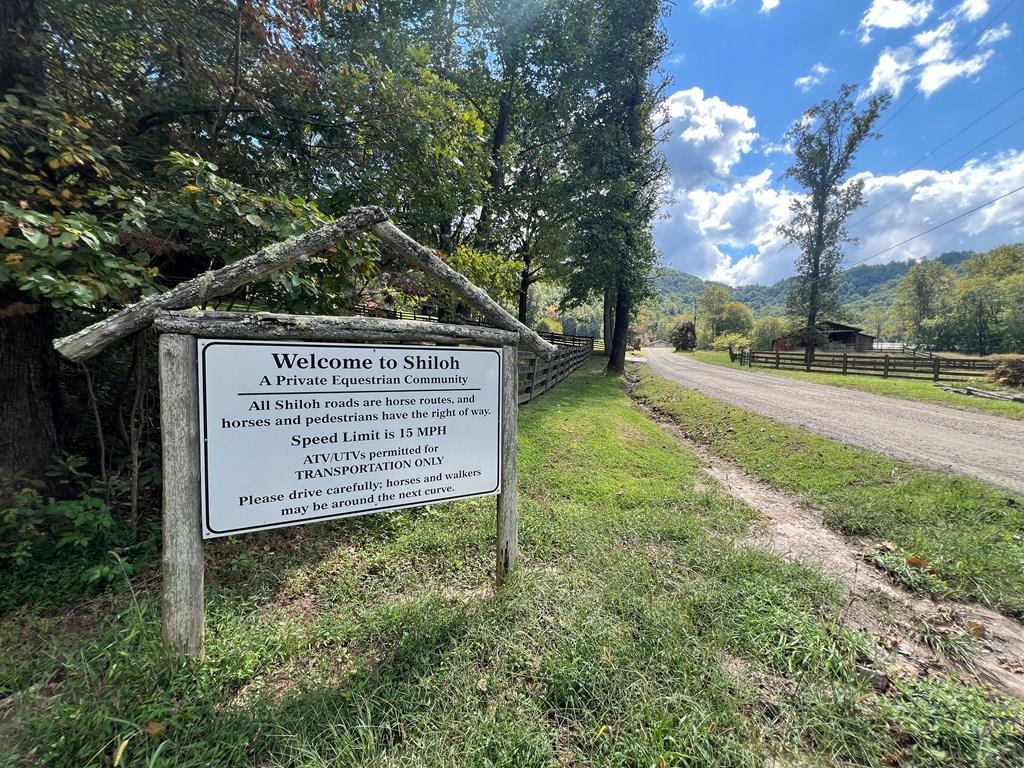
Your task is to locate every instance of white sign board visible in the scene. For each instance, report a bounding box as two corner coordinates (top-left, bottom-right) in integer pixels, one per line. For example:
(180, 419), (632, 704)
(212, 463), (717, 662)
(197, 340), (501, 538)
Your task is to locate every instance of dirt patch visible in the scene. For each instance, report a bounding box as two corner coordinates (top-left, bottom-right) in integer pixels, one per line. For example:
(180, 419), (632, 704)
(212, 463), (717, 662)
(631, 393), (1024, 700)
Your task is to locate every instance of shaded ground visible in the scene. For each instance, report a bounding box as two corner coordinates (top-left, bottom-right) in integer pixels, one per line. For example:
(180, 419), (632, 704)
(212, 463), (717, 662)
(646, 348), (1024, 494)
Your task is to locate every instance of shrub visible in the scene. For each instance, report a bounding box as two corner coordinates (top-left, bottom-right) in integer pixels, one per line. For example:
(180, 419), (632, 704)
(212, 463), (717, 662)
(669, 321), (697, 352)
(712, 332), (751, 353)
(990, 355), (1024, 388)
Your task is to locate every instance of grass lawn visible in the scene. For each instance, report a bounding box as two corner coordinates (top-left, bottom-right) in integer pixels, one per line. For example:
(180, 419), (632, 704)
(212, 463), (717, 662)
(632, 364), (1024, 618)
(687, 350), (1024, 420)
(2, 361), (1022, 767)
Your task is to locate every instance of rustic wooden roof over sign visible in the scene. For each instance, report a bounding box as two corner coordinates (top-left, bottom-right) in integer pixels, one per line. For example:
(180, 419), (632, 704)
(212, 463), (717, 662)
(54, 207), (557, 361)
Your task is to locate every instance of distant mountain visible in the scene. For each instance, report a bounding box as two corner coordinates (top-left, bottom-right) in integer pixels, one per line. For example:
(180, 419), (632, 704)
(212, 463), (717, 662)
(653, 251), (973, 321)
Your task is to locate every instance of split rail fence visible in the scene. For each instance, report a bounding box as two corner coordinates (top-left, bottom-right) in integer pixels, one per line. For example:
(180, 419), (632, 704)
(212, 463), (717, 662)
(736, 349), (998, 382)
(354, 305), (594, 403)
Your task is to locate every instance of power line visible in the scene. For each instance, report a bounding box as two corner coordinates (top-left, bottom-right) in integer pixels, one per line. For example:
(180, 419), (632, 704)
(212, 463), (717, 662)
(849, 108), (1024, 230)
(843, 182), (1024, 271)
(901, 83), (1024, 174)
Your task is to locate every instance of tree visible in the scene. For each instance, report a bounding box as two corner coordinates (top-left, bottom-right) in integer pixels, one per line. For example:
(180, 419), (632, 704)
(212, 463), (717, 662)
(696, 284), (730, 341)
(670, 320), (696, 352)
(951, 276), (1002, 356)
(559, 0), (667, 374)
(751, 316), (788, 351)
(719, 301), (754, 336)
(778, 85), (889, 364)
(893, 260), (954, 345)
(861, 305), (890, 342)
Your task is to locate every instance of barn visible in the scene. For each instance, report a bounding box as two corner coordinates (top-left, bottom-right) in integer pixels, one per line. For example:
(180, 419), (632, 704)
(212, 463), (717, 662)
(772, 321), (875, 353)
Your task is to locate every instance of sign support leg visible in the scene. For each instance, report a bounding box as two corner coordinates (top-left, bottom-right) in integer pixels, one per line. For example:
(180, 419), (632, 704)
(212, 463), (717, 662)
(159, 333), (204, 657)
(496, 344), (519, 587)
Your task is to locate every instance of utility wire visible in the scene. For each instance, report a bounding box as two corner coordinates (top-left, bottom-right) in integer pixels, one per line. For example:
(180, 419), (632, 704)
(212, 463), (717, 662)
(849, 108), (1024, 230)
(845, 182), (1024, 268)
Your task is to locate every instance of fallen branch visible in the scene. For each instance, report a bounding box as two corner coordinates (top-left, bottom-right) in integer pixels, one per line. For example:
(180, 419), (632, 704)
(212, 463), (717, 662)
(938, 385), (1024, 403)
(54, 206), (388, 361)
(371, 220), (556, 358)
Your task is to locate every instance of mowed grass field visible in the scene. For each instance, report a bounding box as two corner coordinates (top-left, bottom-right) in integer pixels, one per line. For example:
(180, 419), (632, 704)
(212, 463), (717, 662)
(2, 362), (1022, 767)
(688, 350), (1024, 420)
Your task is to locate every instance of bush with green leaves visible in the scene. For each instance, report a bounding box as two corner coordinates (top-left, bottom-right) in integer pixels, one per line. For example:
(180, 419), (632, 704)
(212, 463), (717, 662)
(712, 332), (750, 352)
(0, 456), (134, 611)
(669, 320), (697, 351)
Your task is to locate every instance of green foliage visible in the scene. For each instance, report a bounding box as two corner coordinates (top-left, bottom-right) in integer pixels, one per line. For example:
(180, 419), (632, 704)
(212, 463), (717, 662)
(711, 332), (750, 352)
(0, 92), (158, 307)
(669, 320), (697, 351)
(0, 456), (136, 611)
(442, 245), (522, 311)
(750, 316), (788, 350)
(894, 244), (1024, 355)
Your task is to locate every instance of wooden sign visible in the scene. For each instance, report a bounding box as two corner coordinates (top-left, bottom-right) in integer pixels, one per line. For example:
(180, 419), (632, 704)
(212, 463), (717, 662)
(153, 311), (521, 657)
(197, 340), (502, 538)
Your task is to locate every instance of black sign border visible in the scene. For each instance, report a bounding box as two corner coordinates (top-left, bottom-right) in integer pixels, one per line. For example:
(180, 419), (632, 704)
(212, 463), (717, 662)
(199, 340), (502, 537)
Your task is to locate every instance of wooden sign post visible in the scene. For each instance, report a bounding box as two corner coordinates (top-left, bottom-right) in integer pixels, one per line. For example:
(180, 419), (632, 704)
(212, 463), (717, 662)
(154, 310), (520, 657)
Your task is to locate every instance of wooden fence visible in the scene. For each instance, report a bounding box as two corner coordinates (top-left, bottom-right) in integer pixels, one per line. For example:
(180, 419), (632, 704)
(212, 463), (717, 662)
(518, 339), (593, 404)
(736, 349), (998, 382)
(354, 304), (593, 402)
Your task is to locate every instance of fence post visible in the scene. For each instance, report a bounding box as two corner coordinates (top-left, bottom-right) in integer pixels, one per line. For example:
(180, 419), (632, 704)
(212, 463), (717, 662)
(496, 344), (519, 587)
(159, 333), (204, 657)
(883, 354), (890, 379)
(933, 357), (940, 382)
(842, 352), (848, 375)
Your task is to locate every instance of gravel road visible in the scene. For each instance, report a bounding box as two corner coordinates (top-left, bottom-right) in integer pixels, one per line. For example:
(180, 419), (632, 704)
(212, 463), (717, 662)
(644, 348), (1024, 494)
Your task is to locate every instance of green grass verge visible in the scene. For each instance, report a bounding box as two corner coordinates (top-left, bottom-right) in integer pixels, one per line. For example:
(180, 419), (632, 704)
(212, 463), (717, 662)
(687, 350), (1024, 420)
(633, 364), (1024, 617)
(2, 362), (1022, 767)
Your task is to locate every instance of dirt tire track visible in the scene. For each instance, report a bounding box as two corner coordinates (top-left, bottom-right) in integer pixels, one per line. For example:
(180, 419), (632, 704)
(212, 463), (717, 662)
(631, 390), (1024, 699)
(645, 348), (1024, 494)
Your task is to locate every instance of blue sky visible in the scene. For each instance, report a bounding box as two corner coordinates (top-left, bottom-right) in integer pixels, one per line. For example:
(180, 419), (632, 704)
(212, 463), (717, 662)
(655, 0), (1024, 285)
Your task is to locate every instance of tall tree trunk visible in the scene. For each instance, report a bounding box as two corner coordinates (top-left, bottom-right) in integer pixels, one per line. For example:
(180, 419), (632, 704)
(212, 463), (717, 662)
(475, 75), (515, 247)
(0, 294), (62, 477)
(606, 283), (630, 374)
(0, 0), (42, 94)
(2, 0), (61, 480)
(603, 287), (615, 353)
(517, 252), (532, 323)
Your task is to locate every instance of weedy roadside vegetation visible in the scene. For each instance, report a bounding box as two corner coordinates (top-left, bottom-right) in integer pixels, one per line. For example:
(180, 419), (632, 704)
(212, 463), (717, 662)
(2, 362), (1021, 766)
(632, 364), (1024, 619)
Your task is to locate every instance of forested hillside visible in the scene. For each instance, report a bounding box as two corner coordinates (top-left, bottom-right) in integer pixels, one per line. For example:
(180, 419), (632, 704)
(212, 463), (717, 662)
(653, 251), (974, 323)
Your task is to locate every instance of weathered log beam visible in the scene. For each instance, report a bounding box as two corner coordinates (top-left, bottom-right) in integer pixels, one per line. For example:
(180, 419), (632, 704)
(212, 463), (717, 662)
(55, 206), (388, 361)
(154, 310), (520, 347)
(371, 220), (557, 359)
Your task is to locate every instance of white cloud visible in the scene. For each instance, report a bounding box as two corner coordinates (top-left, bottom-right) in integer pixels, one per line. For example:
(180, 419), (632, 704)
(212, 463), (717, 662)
(979, 22), (1011, 45)
(655, 152), (1024, 285)
(658, 87), (759, 188)
(866, 47), (916, 98)
(918, 49), (993, 95)
(860, 0), (933, 43)
(864, 14), (1007, 99)
(956, 0), (989, 22)
(693, 0), (782, 12)
(794, 63), (833, 92)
